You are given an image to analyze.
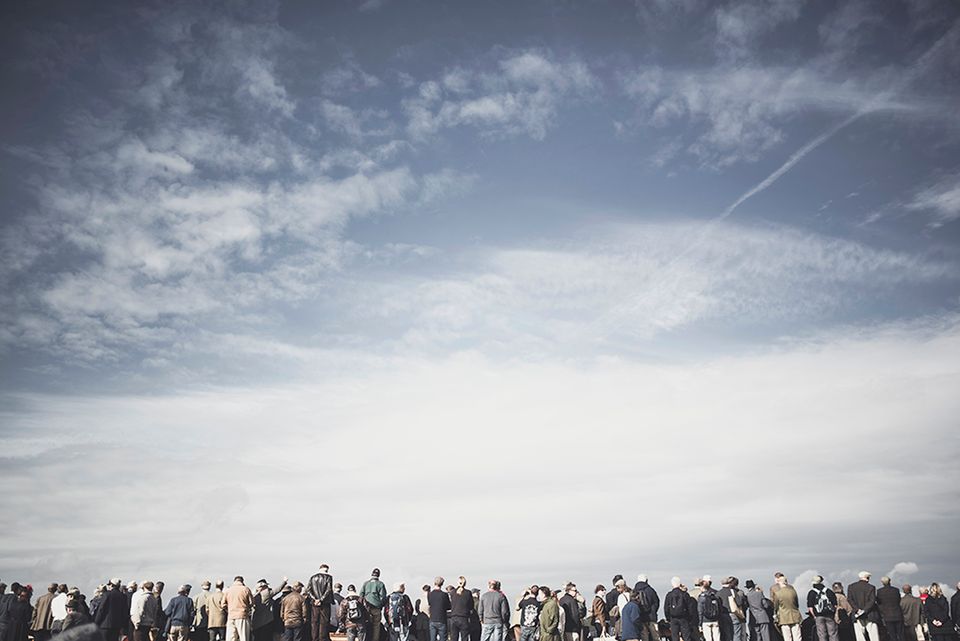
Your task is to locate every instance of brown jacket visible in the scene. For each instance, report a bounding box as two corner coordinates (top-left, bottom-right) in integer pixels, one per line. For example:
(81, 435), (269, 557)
(31, 592), (56, 632)
(207, 591), (227, 628)
(225, 583), (254, 621)
(772, 585), (802, 626)
(280, 592), (307, 628)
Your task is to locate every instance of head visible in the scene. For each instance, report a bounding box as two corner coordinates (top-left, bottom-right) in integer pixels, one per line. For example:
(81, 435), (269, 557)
(776, 575), (787, 587)
(902, 585), (913, 595)
(858, 572), (871, 582)
(434, 577), (444, 588)
(372, 569), (380, 579)
(48, 583), (59, 594)
(293, 582), (304, 593)
(155, 582), (165, 594)
(234, 577), (244, 585)
(637, 574), (648, 584)
(595, 584), (606, 595)
(612, 575), (623, 586)
(66, 600), (79, 612)
(347, 585), (357, 595)
(393, 583), (405, 594)
(319, 564), (330, 574)
(539, 587), (551, 601)
(615, 579), (626, 592)
(832, 583), (844, 594)
(334, 583), (342, 594)
(59, 583), (69, 593)
(216, 581), (224, 591)
(745, 580), (756, 591)
(702, 576), (713, 589)
(919, 587), (928, 596)
(881, 577), (891, 587)
(257, 580), (268, 591)
(671, 577), (681, 589)
(201, 581), (211, 591)
(565, 582), (576, 595)
(812, 576), (824, 586)
(421, 585), (430, 594)
(929, 583), (942, 598)
(127, 581), (138, 592)
(680, 585), (688, 593)
(179, 585), (191, 596)
(143, 582), (155, 592)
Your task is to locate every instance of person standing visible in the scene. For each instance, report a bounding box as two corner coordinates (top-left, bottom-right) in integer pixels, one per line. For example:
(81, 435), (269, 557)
(592, 585), (608, 639)
(31, 584), (57, 641)
(558, 584), (584, 641)
(340, 585), (368, 641)
(665, 578), (692, 641)
(621, 592), (643, 641)
(806, 576), (838, 641)
(632, 576), (660, 641)
(478, 581), (510, 641)
(426, 578), (450, 641)
(193, 581), (213, 641)
(771, 575), (801, 641)
(280, 583), (309, 641)
(744, 581), (772, 641)
(606, 578), (624, 639)
(308, 565), (334, 641)
(131, 582), (159, 641)
(846, 573), (880, 641)
(539, 589), (561, 641)
(386, 584), (414, 641)
(208, 582), (227, 641)
(62, 598), (92, 632)
(517, 588), (541, 641)
(699, 578), (722, 641)
(332, 585), (345, 635)
(51, 585), (69, 634)
(165, 585), (197, 641)
(253, 579), (283, 641)
(224, 577), (254, 641)
(4, 586), (34, 641)
(718, 578), (746, 641)
(95, 580), (131, 641)
(450, 578), (476, 641)
(923, 584), (951, 641)
(899, 585), (921, 641)
(362, 570), (388, 641)
(876, 578), (902, 641)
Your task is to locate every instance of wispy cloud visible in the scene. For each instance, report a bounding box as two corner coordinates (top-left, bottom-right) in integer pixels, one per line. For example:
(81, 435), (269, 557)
(403, 50), (595, 140)
(906, 175), (960, 227)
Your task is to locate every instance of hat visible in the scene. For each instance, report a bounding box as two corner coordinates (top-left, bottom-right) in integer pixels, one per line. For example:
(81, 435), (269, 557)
(282, 585), (293, 593)
(202, 581), (212, 589)
(293, 581), (304, 589)
(372, 569), (381, 577)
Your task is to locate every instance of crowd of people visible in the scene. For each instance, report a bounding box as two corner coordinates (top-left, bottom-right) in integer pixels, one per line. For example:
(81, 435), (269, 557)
(2, 567), (958, 641)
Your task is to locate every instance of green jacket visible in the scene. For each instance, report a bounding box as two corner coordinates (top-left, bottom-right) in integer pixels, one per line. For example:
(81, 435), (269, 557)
(540, 598), (561, 641)
(361, 579), (387, 609)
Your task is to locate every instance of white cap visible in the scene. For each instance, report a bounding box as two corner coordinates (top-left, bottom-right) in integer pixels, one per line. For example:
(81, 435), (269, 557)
(637, 574), (648, 583)
(671, 577), (681, 588)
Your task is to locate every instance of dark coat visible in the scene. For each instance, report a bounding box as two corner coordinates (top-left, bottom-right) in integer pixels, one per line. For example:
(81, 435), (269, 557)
(308, 574), (333, 608)
(876, 587), (901, 622)
(951, 592), (960, 627)
(557, 595), (582, 633)
(846, 582), (880, 624)
(621, 601), (642, 641)
(923, 596), (951, 636)
(746, 590), (771, 625)
(664, 589), (688, 621)
(94, 589), (129, 630)
(633, 583), (660, 623)
(539, 599), (561, 641)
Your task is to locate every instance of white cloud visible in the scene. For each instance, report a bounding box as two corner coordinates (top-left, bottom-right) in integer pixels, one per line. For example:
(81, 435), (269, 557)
(403, 50), (595, 140)
(906, 176), (960, 226)
(1, 314), (958, 593)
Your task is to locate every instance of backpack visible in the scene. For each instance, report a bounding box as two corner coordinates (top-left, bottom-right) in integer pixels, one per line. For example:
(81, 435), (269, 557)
(389, 593), (408, 627)
(522, 604), (539, 628)
(637, 589), (650, 616)
(701, 592), (720, 620)
(815, 589), (836, 616)
(668, 593), (686, 618)
(347, 597), (364, 623)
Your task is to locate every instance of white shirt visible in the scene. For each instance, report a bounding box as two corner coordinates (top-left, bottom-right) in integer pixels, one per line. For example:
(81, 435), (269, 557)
(51, 593), (69, 622)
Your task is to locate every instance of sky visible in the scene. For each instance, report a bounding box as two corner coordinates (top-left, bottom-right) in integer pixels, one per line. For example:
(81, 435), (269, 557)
(1, 0), (959, 600)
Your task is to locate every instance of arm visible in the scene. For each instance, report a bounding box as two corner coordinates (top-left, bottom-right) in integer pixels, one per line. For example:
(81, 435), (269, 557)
(478, 595), (485, 621)
(320, 579), (332, 605)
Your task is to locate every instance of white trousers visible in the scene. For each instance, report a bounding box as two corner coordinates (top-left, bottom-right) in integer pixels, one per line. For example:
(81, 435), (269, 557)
(781, 624), (801, 641)
(854, 621), (879, 641)
(226, 619), (250, 641)
(702, 622), (721, 641)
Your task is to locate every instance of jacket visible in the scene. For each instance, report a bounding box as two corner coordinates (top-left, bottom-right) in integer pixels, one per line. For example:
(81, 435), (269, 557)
(633, 583), (660, 623)
(846, 581), (879, 624)
(225, 583), (254, 621)
(806, 586), (837, 618)
(478, 591), (510, 625)
(309, 574), (333, 608)
(772, 586), (802, 626)
(386, 593), (414, 626)
(31, 592), (56, 632)
(745, 589), (771, 625)
(900, 594), (921, 627)
(252, 589), (275, 630)
(699, 589), (721, 624)
(361, 580), (387, 610)
(876, 587), (902, 622)
(450, 591), (475, 618)
(539, 598), (561, 641)
(339, 595), (367, 630)
(95, 588), (130, 630)
(951, 591), (960, 626)
(131, 591), (159, 627)
(592, 596), (607, 627)
(923, 596), (950, 635)
(193, 590), (211, 629)
(165, 595), (196, 627)
(280, 592), (307, 628)
(620, 600), (642, 641)
(664, 588), (687, 622)
(558, 594), (583, 632)
(207, 591), (227, 628)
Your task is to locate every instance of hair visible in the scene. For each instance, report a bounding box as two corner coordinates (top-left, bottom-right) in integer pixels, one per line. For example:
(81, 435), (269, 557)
(491, 580), (501, 591)
(773, 572), (784, 578)
(671, 577), (681, 588)
(595, 584), (606, 593)
(319, 564), (329, 571)
(612, 575), (623, 584)
(393, 583), (404, 593)
(434, 577), (445, 587)
(216, 581), (224, 590)
(902, 585), (913, 595)
(48, 583), (59, 593)
(143, 582), (154, 591)
(832, 583), (844, 594)
(372, 568), (380, 576)
(813, 576), (823, 584)
(539, 586), (551, 598)
(637, 574), (647, 583)
(457, 576), (467, 595)
(59, 584), (69, 593)
(234, 577), (244, 584)
(348, 585), (356, 592)
(422, 585), (430, 592)
(929, 583), (943, 598)
(881, 577), (891, 586)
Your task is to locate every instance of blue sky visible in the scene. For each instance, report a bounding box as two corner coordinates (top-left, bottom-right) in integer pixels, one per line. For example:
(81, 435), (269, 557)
(1, 0), (959, 596)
